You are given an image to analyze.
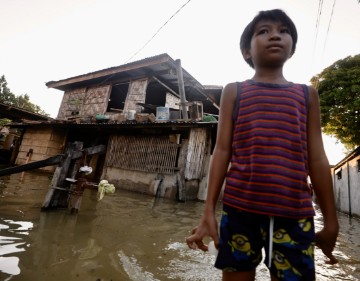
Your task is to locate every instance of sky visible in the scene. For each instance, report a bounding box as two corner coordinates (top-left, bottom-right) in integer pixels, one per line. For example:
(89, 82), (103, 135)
(1, 0), (359, 164)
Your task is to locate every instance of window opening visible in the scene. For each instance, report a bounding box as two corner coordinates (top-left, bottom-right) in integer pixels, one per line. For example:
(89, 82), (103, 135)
(107, 82), (129, 112)
(336, 168), (342, 180)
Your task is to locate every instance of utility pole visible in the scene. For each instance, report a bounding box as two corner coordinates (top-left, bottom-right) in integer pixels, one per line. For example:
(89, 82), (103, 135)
(175, 59), (188, 119)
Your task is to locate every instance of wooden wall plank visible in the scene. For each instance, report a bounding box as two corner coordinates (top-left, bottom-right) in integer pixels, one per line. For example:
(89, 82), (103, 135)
(185, 128), (208, 180)
(105, 134), (179, 174)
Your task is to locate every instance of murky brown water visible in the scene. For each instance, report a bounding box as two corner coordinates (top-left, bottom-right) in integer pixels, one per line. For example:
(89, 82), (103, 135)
(0, 171), (359, 281)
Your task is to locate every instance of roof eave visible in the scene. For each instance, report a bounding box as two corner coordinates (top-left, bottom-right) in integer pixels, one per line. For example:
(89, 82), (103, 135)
(46, 53), (177, 91)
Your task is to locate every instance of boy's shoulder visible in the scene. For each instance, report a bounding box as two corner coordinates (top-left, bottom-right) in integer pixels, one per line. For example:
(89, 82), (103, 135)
(223, 80), (315, 94)
(223, 80), (247, 92)
(223, 82), (239, 93)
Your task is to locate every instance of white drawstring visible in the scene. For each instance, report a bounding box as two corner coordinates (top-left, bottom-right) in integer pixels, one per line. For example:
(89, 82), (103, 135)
(268, 216), (274, 268)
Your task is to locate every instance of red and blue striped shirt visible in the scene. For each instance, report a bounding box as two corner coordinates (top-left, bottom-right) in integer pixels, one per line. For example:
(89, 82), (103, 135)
(224, 80), (315, 218)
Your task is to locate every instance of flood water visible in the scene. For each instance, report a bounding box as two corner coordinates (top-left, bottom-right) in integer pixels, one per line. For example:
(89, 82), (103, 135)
(0, 171), (359, 281)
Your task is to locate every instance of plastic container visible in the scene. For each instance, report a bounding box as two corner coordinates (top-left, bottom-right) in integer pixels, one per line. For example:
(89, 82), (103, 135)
(95, 114), (108, 120)
(126, 110), (136, 120)
(156, 107), (170, 121)
(208, 241), (218, 256)
(95, 114), (110, 123)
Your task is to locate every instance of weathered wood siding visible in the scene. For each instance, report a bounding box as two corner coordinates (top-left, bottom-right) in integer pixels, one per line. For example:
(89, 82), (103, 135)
(16, 127), (67, 172)
(105, 134), (179, 174)
(57, 85), (111, 119)
(123, 79), (148, 113)
(185, 128), (210, 180)
(166, 92), (180, 109)
(102, 127), (212, 200)
(82, 85), (111, 116)
(57, 88), (86, 119)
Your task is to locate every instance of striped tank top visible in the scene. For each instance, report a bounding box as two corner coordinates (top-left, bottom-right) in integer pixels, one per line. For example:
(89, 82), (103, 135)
(223, 80), (315, 218)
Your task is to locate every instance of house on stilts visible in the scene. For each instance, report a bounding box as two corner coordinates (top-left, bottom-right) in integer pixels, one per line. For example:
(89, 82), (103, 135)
(8, 54), (222, 202)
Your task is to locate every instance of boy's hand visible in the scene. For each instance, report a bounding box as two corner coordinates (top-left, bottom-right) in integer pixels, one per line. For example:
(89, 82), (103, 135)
(186, 214), (218, 252)
(315, 225), (339, 265)
(186, 225), (208, 251)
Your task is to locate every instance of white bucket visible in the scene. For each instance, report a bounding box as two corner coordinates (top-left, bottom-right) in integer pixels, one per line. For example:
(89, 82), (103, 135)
(156, 107), (170, 121)
(126, 110), (136, 120)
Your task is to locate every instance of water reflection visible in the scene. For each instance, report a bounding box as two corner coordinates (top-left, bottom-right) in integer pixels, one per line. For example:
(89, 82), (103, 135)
(0, 219), (33, 279)
(0, 171), (359, 280)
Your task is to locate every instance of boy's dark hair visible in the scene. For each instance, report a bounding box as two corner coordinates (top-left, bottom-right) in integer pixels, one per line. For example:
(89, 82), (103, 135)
(240, 9), (298, 68)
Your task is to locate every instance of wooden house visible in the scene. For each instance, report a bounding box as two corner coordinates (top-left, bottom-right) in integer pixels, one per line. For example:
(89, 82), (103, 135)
(10, 54), (222, 201)
(331, 146), (360, 217)
(0, 101), (52, 165)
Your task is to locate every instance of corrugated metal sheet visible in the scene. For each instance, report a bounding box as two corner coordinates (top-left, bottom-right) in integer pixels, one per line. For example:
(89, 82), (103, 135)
(46, 53), (222, 115)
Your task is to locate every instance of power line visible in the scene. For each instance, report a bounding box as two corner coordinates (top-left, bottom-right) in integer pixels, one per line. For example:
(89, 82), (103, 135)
(311, 0), (324, 89)
(312, 0), (324, 60)
(312, 0), (336, 90)
(97, 0), (192, 86)
(125, 0), (192, 63)
(322, 0), (336, 58)
(314, 0), (324, 42)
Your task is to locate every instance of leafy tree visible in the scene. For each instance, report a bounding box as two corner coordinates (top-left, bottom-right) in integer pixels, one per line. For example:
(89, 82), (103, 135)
(0, 118), (11, 127)
(311, 54), (360, 149)
(0, 75), (16, 104)
(0, 75), (49, 116)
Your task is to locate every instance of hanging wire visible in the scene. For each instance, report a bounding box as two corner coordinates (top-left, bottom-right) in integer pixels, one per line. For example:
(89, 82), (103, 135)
(125, 0), (192, 63)
(322, 0), (336, 59)
(312, 0), (324, 62)
(97, 0), (192, 86)
(311, 0), (325, 86)
(313, 0), (336, 90)
(315, 0), (324, 43)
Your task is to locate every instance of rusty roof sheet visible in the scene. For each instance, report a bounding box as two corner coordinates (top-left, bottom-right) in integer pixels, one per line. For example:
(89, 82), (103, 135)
(46, 53), (222, 115)
(0, 102), (53, 122)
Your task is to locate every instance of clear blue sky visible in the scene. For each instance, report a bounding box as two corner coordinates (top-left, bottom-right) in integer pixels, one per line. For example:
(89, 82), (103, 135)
(1, 0), (359, 163)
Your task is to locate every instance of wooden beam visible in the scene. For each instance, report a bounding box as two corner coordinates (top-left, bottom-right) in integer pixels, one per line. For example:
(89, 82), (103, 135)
(0, 154), (65, 177)
(42, 142), (82, 210)
(152, 76), (180, 98)
(71, 144), (106, 160)
(175, 59), (188, 119)
(176, 138), (189, 202)
(46, 54), (174, 90)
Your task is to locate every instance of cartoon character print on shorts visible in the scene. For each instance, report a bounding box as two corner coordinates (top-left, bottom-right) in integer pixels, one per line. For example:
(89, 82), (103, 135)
(273, 251), (302, 280)
(271, 218), (315, 280)
(217, 209), (262, 272)
(298, 218), (312, 232)
(298, 218), (316, 269)
(220, 210), (255, 260)
(228, 234), (255, 260)
(220, 210), (229, 228)
(273, 228), (298, 247)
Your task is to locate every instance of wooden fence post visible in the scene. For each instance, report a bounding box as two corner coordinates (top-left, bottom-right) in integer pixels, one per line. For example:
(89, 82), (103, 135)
(176, 138), (189, 202)
(41, 142), (83, 210)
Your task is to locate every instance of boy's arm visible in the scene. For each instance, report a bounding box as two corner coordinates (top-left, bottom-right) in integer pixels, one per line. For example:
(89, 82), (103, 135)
(307, 85), (339, 264)
(203, 82), (237, 215)
(186, 82), (237, 251)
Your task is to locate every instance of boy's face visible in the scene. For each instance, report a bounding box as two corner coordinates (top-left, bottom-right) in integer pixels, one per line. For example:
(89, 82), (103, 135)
(243, 19), (293, 69)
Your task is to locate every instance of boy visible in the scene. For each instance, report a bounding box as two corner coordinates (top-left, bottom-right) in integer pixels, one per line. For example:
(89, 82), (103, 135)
(186, 9), (339, 281)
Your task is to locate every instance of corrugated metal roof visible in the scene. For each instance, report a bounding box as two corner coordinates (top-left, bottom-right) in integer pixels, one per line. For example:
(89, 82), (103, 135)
(332, 146), (360, 169)
(0, 102), (53, 122)
(46, 53), (221, 115)
(8, 119), (218, 129)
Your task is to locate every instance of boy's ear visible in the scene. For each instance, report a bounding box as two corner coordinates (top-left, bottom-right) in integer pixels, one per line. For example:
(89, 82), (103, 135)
(241, 48), (251, 60)
(289, 50), (295, 59)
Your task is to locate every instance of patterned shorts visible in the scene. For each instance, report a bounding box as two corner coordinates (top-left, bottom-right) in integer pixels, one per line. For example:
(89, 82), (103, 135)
(215, 205), (316, 281)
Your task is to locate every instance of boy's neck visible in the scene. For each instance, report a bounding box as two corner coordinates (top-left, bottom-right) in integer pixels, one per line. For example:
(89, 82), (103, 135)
(251, 68), (289, 84)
